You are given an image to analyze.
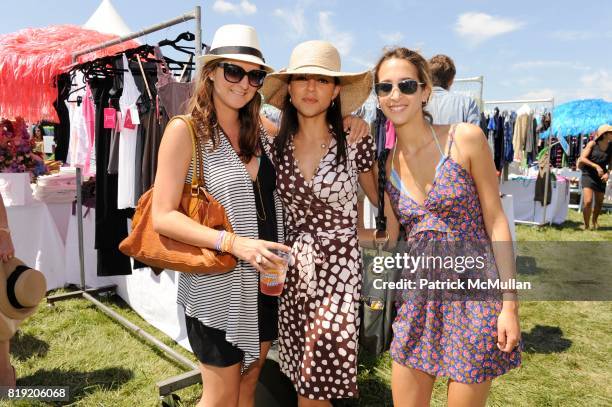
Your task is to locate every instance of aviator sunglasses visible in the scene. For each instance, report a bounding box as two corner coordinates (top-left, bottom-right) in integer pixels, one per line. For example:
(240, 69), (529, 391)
(374, 79), (424, 96)
(218, 62), (267, 88)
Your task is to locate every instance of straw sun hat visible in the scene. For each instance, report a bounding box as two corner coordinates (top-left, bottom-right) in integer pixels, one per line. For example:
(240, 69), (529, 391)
(0, 258), (46, 340)
(198, 24), (274, 73)
(595, 124), (612, 140)
(261, 40), (373, 117)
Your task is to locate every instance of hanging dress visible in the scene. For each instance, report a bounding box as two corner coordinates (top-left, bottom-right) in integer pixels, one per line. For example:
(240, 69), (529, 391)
(117, 53), (141, 209)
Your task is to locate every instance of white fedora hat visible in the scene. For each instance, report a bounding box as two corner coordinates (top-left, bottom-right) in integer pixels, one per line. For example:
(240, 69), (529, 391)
(261, 40), (373, 117)
(0, 258), (46, 341)
(198, 24), (274, 73)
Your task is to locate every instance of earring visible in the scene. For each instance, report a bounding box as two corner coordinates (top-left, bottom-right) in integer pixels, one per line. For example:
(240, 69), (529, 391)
(422, 100), (427, 107)
(331, 100), (335, 108)
(289, 96), (292, 103)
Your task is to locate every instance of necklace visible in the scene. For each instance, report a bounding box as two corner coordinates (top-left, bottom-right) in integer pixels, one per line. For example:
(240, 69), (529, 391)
(253, 161), (267, 221)
(295, 130), (332, 150)
(320, 133), (332, 149)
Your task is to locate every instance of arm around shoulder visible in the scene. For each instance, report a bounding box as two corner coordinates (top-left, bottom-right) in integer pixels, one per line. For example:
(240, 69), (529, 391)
(260, 114), (279, 137)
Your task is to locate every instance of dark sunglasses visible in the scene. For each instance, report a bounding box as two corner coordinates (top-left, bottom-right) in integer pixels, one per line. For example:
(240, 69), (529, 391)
(374, 79), (424, 96)
(218, 62), (267, 88)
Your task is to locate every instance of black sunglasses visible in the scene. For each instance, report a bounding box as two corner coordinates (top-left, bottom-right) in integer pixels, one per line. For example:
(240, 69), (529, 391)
(374, 79), (424, 96)
(218, 62), (267, 88)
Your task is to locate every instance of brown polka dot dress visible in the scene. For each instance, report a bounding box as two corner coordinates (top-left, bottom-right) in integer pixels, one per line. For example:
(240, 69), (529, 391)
(265, 132), (375, 400)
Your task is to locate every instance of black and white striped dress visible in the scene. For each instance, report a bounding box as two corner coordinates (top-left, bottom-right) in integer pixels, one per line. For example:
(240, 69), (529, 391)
(177, 125), (284, 370)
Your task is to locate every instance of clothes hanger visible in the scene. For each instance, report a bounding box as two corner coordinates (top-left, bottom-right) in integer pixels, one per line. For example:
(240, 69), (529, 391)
(158, 32), (196, 56)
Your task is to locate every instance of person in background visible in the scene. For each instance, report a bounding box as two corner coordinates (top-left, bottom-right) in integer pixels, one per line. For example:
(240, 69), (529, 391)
(0, 193), (15, 386)
(31, 125), (45, 155)
(426, 54), (480, 126)
(578, 124), (612, 230)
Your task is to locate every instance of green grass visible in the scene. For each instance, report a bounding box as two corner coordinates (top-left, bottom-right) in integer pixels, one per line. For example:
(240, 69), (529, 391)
(5, 294), (202, 407)
(6, 210), (612, 406)
(515, 209), (612, 242)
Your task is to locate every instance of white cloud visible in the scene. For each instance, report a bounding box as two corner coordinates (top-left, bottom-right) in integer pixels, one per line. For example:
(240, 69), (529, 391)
(550, 30), (595, 41)
(349, 56), (376, 70)
(379, 31), (404, 44)
(517, 70), (612, 103)
(240, 0), (256, 14)
(519, 88), (556, 100)
(411, 41), (426, 53)
(318, 12), (354, 56)
(212, 0), (257, 15)
(273, 8), (306, 39)
(213, 0), (236, 13)
(580, 69), (612, 100)
(512, 60), (591, 71)
(455, 12), (525, 45)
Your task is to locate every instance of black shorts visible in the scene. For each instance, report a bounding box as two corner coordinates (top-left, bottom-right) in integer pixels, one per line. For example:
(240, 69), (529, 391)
(582, 173), (607, 193)
(185, 293), (278, 367)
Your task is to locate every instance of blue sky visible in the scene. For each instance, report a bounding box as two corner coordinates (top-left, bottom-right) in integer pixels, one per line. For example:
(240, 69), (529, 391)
(2, 0), (611, 103)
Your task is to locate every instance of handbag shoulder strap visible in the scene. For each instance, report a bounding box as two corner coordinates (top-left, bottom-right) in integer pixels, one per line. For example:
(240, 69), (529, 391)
(169, 115), (205, 191)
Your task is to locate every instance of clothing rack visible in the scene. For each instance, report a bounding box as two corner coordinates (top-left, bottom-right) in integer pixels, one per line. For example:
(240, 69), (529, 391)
(454, 75), (484, 110)
(483, 98), (555, 226)
(46, 6), (203, 399)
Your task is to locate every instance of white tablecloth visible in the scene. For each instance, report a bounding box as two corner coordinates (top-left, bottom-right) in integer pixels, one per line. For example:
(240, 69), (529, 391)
(46, 202), (73, 243)
(6, 203), (67, 290)
(500, 177), (569, 224)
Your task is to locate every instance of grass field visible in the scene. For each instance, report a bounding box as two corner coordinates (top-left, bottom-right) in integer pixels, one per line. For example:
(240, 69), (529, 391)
(5, 210), (612, 406)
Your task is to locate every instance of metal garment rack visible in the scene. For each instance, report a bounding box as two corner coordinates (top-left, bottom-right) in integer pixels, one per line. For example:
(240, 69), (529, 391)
(483, 98), (555, 226)
(454, 75), (484, 110)
(46, 6), (203, 398)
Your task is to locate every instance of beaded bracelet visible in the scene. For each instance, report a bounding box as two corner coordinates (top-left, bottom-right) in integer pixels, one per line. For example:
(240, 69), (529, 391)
(221, 232), (235, 254)
(226, 233), (237, 253)
(215, 230), (226, 251)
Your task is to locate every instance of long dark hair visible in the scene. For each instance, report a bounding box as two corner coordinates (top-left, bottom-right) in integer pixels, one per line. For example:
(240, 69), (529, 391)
(274, 77), (347, 165)
(187, 59), (262, 162)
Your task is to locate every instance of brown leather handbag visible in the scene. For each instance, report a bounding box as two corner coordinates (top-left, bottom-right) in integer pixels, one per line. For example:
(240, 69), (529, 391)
(119, 115), (237, 274)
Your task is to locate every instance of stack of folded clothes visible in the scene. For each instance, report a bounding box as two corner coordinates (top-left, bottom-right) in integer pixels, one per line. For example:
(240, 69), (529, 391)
(32, 169), (77, 203)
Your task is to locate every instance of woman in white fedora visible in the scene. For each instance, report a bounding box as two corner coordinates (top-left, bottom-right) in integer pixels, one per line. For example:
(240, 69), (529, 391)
(153, 24), (291, 407)
(261, 40), (375, 405)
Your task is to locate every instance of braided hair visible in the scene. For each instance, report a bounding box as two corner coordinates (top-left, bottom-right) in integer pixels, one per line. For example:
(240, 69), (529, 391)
(375, 148), (390, 233)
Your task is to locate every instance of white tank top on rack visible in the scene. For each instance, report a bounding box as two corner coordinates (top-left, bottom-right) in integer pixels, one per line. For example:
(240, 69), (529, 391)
(117, 53), (141, 209)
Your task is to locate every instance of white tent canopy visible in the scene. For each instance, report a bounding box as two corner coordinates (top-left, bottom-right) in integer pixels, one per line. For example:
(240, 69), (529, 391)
(84, 0), (134, 38)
